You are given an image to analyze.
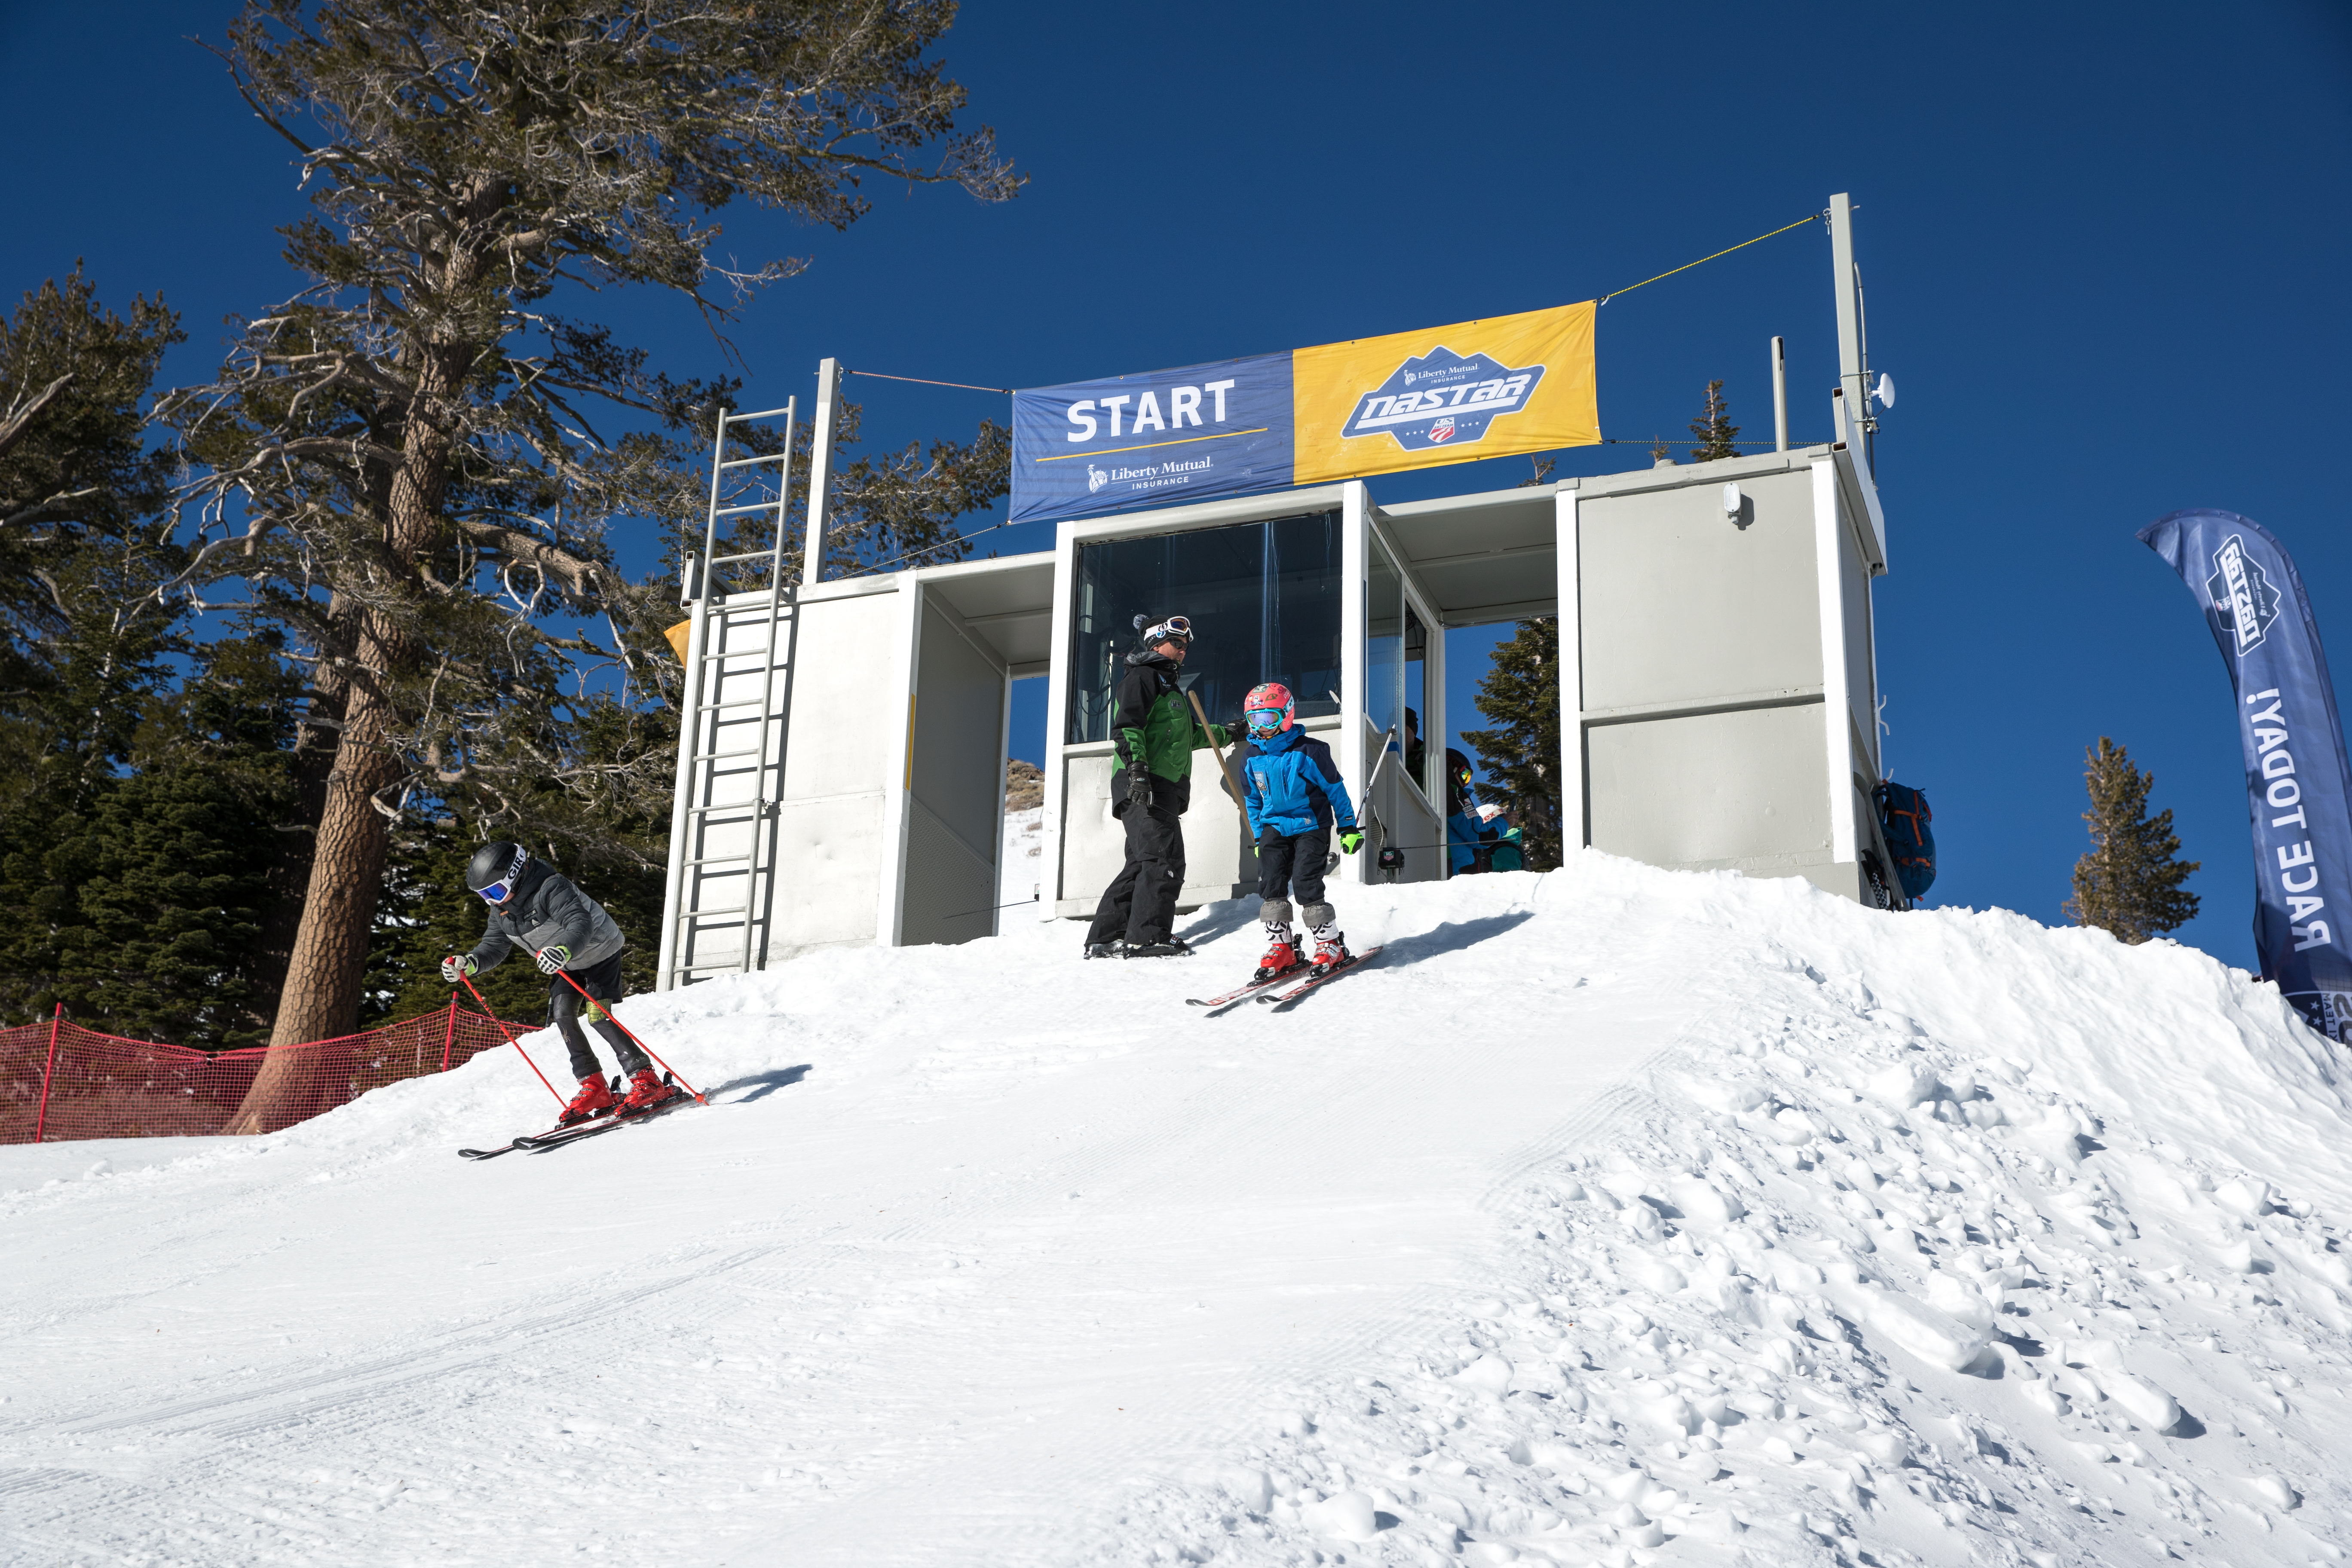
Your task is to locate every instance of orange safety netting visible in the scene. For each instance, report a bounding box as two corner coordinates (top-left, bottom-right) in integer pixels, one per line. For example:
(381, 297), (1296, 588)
(0, 997), (537, 1146)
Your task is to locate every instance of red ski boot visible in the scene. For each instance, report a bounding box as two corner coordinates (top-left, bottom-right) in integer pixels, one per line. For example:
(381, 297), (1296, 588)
(559, 1074), (618, 1126)
(1253, 934), (1305, 986)
(1310, 931), (1353, 974)
(619, 1067), (682, 1115)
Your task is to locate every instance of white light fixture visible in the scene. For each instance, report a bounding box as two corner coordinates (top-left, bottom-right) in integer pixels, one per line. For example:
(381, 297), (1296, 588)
(1872, 373), (1896, 409)
(1721, 482), (1743, 518)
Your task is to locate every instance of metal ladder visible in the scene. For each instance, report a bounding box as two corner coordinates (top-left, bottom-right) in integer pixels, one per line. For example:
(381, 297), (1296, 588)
(658, 402), (799, 990)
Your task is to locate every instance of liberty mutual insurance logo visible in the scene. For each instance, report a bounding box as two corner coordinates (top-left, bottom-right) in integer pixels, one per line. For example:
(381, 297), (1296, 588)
(2206, 533), (2284, 656)
(1087, 464), (1109, 493)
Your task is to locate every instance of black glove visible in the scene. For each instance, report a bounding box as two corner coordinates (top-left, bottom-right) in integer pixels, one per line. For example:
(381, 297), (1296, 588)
(1126, 767), (1151, 808)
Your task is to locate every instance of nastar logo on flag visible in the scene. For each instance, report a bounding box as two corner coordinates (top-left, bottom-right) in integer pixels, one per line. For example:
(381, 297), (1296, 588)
(2205, 533), (2285, 655)
(1341, 346), (1546, 454)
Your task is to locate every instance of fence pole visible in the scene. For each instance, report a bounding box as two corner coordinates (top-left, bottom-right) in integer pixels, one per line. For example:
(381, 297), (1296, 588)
(458, 973), (567, 1107)
(552, 969), (706, 1103)
(33, 1003), (62, 1144)
(439, 992), (461, 1073)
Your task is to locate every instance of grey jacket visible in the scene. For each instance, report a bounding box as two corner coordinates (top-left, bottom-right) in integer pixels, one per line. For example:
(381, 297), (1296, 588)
(467, 859), (627, 975)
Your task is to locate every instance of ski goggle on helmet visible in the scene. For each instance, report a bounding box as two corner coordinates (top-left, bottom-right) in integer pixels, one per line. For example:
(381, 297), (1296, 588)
(468, 842), (529, 905)
(1244, 682), (1295, 739)
(1136, 613), (1194, 646)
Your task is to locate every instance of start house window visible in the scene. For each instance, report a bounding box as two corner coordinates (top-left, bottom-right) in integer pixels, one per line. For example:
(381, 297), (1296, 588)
(1067, 511), (1342, 743)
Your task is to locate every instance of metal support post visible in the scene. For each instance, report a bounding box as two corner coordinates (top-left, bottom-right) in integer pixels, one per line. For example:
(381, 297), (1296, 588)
(1827, 193), (1872, 477)
(1771, 335), (1789, 453)
(33, 1002), (61, 1143)
(803, 357), (843, 585)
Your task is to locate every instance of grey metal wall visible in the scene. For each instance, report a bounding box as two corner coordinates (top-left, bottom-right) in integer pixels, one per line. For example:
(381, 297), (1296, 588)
(900, 591), (1008, 946)
(1567, 447), (1898, 905)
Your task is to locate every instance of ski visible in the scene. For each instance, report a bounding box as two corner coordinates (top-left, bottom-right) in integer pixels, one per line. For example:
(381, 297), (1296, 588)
(459, 1106), (619, 1161)
(1186, 970), (1305, 1012)
(514, 1087), (700, 1152)
(1256, 946), (1381, 1008)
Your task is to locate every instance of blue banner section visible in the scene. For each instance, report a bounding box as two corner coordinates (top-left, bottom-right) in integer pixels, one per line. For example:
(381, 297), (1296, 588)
(1010, 352), (1293, 525)
(2140, 509), (2352, 1038)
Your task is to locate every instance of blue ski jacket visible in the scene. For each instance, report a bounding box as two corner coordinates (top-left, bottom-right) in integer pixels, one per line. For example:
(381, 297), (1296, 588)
(1237, 724), (1359, 838)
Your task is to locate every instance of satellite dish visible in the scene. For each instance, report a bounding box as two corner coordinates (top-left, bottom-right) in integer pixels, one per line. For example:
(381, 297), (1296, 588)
(1872, 373), (1896, 409)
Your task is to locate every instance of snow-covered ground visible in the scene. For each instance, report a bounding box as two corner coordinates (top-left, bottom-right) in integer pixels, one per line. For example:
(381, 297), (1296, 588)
(6, 854), (2352, 1566)
(999, 802), (1044, 918)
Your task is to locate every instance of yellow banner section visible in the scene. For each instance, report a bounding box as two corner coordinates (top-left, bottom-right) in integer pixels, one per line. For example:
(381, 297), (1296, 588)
(1291, 301), (1598, 485)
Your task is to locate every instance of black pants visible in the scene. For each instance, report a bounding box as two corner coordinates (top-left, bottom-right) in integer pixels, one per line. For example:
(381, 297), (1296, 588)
(1087, 773), (1189, 946)
(548, 950), (649, 1082)
(1257, 827), (1330, 907)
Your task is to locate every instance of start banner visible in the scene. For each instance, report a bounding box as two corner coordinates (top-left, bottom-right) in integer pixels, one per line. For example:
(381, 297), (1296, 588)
(1010, 302), (1599, 525)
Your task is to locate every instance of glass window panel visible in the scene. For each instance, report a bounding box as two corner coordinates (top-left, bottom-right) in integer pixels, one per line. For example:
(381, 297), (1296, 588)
(1366, 533), (1403, 750)
(1066, 512), (1342, 743)
(1404, 603), (1431, 801)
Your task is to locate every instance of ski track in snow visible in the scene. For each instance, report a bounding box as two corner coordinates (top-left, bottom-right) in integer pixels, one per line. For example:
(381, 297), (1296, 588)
(4, 854), (2352, 1565)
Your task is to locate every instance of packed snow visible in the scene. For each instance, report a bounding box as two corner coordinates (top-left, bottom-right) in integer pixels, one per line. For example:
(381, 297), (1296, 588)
(6, 852), (2352, 1566)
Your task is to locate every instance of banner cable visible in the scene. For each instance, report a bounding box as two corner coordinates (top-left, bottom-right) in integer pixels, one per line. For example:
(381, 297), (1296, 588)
(1598, 212), (1826, 306)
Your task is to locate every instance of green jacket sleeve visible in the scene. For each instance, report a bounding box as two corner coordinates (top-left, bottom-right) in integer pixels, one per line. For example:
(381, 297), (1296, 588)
(1193, 721), (1229, 750)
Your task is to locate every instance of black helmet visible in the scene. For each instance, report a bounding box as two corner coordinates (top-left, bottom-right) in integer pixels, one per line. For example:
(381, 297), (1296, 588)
(466, 842), (528, 905)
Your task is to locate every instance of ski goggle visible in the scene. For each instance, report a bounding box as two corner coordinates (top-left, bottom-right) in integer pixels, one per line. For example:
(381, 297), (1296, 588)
(1142, 615), (1194, 645)
(1246, 708), (1287, 738)
(475, 847), (527, 904)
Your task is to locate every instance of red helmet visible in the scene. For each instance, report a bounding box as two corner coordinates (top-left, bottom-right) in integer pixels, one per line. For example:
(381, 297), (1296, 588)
(1243, 682), (1294, 738)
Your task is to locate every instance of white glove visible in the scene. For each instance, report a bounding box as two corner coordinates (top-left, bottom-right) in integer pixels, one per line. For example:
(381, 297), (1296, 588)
(441, 954), (478, 983)
(534, 943), (571, 975)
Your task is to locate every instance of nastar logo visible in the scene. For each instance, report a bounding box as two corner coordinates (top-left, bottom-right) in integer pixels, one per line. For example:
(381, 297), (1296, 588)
(1343, 344), (1546, 453)
(1087, 464), (1109, 494)
(2205, 533), (2284, 656)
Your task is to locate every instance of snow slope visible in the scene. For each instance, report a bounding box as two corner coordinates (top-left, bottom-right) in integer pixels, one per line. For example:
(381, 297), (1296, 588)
(6, 854), (2352, 1566)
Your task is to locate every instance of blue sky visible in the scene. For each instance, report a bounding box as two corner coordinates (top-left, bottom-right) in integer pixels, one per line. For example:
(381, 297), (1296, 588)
(5, 2), (2349, 968)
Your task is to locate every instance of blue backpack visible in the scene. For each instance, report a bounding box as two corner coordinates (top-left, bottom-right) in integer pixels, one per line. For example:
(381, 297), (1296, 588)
(1875, 781), (1936, 900)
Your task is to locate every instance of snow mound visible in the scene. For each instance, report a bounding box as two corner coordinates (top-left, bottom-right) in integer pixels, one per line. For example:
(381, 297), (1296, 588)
(6, 850), (2352, 1566)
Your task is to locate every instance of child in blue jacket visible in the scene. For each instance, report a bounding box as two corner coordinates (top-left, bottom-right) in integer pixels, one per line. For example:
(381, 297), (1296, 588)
(1236, 681), (1363, 982)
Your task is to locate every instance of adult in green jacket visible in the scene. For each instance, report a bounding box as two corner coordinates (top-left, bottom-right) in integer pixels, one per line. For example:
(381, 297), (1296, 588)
(1084, 614), (1230, 958)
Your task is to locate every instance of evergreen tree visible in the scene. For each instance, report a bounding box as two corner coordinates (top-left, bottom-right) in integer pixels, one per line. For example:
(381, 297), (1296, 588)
(1460, 618), (1564, 870)
(2064, 737), (2200, 943)
(0, 270), (188, 1026)
(43, 635), (303, 1048)
(153, 3), (1019, 1127)
(1689, 380), (1740, 461)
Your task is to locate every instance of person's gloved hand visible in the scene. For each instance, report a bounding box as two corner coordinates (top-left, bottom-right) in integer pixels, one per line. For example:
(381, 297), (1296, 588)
(534, 943), (571, 975)
(1126, 767), (1151, 808)
(1338, 830), (1364, 854)
(441, 953), (478, 983)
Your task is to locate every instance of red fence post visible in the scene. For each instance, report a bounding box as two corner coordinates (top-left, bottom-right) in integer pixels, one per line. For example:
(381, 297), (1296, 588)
(439, 992), (460, 1073)
(33, 1003), (62, 1144)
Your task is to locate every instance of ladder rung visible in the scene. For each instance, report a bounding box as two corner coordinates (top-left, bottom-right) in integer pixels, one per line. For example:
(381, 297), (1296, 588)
(695, 696), (772, 713)
(723, 405), (795, 424)
(681, 854), (753, 871)
(707, 548), (784, 564)
(677, 898), (752, 912)
(718, 451), (788, 470)
(685, 799), (763, 819)
(691, 746), (766, 764)
(713, 502), (781, 519)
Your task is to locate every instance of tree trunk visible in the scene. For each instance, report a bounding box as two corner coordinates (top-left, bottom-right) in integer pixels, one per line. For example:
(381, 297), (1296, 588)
(243, 681), (345, 1038)
(224, 303), (473, 1132)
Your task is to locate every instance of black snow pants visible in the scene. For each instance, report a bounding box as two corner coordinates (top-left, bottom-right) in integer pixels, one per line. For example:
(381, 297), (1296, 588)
(1087, 772), (1189, 946)
(549, 950), (649, 1082)
(1256, 826), (1330, 907)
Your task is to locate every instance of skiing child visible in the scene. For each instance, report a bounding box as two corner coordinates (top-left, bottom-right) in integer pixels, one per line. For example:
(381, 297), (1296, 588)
(1235, 682), (1364, 983)
(441, 841), (677, 1125)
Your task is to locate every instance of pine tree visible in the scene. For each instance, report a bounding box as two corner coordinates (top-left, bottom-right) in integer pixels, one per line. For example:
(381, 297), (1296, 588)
(155, 3), (1019, 1127)
(2064, 738), (2200, 943)
(1689, 380), (1740, 461)
(1459, 618), (1563, 870)
(41, 635), (304, 1049)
